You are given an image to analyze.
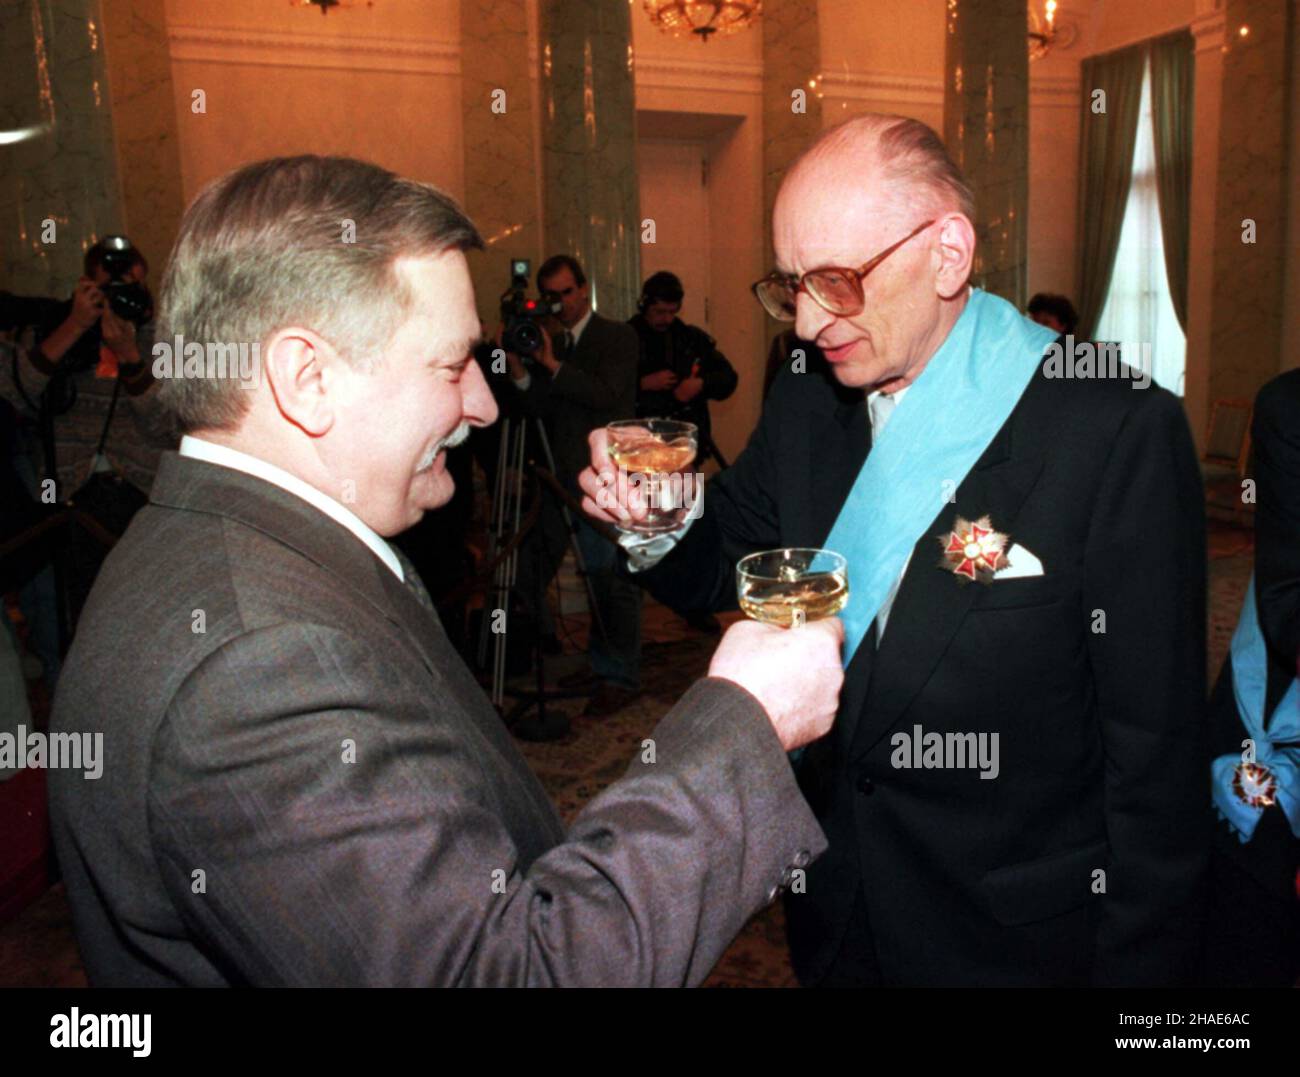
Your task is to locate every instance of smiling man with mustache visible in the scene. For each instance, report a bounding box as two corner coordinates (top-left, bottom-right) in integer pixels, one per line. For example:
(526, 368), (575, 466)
(47, 155), (845, 987)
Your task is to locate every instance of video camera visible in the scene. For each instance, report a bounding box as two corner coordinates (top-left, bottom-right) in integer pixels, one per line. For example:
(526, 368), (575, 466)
(499, 258), (561, 359)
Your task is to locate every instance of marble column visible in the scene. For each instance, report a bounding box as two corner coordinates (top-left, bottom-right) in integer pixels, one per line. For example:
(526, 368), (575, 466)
(461, 0), (542, 329)
(98, 0), (184, 282)
(943, 0), (1030, 307)
(0, 0), (125, 296)
(1207, 0), (1290, 404)
(762, 0), (821, 275)
(1182, 0), (1226, 453)
(537, 0), (639, 318)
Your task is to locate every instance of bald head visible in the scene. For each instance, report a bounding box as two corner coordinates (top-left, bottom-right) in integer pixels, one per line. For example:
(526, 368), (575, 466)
(785, 114), (975, 226)
(770, 114), (977, 393)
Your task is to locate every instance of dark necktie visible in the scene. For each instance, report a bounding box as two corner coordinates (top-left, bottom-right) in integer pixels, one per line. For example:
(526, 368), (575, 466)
(560, 330), (574, 360)
(389, 543), (435, 616)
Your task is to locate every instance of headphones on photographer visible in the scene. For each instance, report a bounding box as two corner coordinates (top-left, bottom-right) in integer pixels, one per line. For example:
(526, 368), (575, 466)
(638, 271), (684, 314)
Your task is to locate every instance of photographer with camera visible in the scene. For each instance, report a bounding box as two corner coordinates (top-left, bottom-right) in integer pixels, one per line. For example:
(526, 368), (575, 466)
(3, 236), (167, 686)
(20, 236), (166, 497)
(629, 270), (737, 470)
(499, 254), (642, 718)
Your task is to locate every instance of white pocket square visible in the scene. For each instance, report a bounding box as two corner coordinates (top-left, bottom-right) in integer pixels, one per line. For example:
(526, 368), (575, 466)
(994, 543), (1044, 579)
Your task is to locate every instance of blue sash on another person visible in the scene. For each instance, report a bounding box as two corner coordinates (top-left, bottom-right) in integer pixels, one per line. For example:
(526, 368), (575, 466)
(1211, 575), (1300, 842)
(823, 288), (1057, 667)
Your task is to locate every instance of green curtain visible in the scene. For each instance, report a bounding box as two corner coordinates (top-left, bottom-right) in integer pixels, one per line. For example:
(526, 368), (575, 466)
(1149, 29), (1194, 333)
(1074, 43), (1145, 340)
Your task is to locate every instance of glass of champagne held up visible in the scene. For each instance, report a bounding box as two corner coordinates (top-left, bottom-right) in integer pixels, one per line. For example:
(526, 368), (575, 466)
(605, 419), (698, 535)
(736, 548), (849, 628)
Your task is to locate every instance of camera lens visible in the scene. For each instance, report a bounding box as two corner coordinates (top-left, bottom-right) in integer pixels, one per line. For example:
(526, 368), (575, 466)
(514, 321), (541, 354)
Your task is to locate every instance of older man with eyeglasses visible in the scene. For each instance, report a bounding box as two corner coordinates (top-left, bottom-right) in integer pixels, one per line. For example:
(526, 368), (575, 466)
(579, 113), (1210, 987)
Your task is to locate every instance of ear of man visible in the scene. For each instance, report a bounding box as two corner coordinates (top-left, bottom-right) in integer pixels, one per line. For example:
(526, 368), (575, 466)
(263, 328), (340, 438)
(933, 213), (977, 300)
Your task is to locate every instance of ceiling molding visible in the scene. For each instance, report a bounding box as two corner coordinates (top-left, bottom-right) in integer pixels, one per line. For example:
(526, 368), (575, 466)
(634, 55), (763, 95)
(817, 70), (1078, 110)
(1191, 11), (1226, 52)
(817, 70), (943, 108)
(167, 24), (461, 76)
(1029, 72), (1081, 109)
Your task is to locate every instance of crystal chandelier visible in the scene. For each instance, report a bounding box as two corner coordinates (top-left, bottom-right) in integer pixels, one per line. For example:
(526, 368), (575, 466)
(291, 0), (373, 14)
(643, 1), (762, 44)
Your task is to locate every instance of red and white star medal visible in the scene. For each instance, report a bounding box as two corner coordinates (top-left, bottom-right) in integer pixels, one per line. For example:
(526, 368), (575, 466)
(1231, 762), (1278, 809)
(938, 515), (1009, 584)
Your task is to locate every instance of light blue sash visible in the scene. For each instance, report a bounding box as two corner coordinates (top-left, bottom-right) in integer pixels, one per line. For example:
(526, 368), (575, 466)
(823, 288), (1057, 667)
(1211, 575), (1300, 841)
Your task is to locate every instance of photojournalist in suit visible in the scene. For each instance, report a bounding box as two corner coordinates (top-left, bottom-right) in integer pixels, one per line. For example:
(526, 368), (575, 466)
(580, 114), (1209, 987)
(1204, 367), (1300, 987)
(501, 255), (644, 717)
(629, 270), (737, 467)
(47, 155), (846, 987)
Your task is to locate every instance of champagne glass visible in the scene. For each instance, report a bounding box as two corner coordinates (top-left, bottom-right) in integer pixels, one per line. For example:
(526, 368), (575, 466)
(605, 419), (698, 535)
(736, 548), (849, 627)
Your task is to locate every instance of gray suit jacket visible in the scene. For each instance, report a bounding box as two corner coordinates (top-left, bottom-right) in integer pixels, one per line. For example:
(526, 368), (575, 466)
(48, 451), (824, 986)
(518, 311), (638, 482)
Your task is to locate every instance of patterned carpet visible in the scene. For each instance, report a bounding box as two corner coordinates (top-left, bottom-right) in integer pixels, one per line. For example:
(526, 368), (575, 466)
(509, 608), (801, 987)
(0, 521), (1256, 988)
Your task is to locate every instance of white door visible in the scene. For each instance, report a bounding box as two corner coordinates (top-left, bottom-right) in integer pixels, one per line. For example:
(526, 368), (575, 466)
(636, 138), (711, 332)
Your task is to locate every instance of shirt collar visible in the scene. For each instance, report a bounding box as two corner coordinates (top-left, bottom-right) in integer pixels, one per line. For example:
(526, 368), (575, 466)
(570, 306), (595, 345)
(866, 383), (910, 436)
(178, 435), (405, 581)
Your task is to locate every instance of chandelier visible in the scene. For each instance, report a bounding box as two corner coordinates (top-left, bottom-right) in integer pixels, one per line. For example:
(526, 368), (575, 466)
(291, 0), (373, 13)
(643, 1), (762, 43)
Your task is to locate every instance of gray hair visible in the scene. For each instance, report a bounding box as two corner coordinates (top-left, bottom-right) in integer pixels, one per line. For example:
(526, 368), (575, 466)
(155, 155), (482, 433)
(802, 114), (976, 223)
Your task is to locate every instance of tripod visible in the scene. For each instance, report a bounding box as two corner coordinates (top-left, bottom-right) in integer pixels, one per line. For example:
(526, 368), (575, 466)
(477, 414), (611, 741)
(694, 428), (729, 471)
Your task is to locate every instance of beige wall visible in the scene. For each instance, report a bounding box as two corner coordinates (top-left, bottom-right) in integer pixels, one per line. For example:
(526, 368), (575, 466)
(817, 0), (946, 131)
(163, 0), (465, 204)
(1082, 0), (1199, 51)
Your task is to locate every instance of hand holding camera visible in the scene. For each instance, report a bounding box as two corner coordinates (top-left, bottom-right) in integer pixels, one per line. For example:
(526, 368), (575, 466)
(100, 306), (140, 364)
(499, 258), (563, 376)
(69, 278), (106, 331)
(35, 236), (153, 377)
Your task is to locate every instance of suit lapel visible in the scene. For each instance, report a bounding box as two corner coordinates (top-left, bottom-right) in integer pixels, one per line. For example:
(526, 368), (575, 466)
(572, 313), (600, 367)
(843, 421), (1045, 760)
(805, 395), (871, 550)
(808, 395), (874, 757)
(151, 452), (450, 680)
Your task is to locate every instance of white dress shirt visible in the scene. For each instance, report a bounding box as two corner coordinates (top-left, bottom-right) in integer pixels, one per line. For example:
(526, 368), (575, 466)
(178, 435), (404, 581)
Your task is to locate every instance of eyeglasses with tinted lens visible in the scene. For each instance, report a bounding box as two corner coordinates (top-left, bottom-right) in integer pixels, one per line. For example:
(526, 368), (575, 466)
(751, 219), (936, 322)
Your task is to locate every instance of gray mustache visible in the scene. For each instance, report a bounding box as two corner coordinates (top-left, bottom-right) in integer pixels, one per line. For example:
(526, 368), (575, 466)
(418, 422), (470, 471)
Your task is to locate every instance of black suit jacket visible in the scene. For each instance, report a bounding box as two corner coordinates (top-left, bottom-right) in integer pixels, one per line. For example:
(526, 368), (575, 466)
(1207, 368), (1300, 888)
(637, 347), (1209, 986)
(1245, 369), (1300, 715)
(516, 312), (638, 483)
(630, 314), (738, 444)
(48, 452), (825, 985)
